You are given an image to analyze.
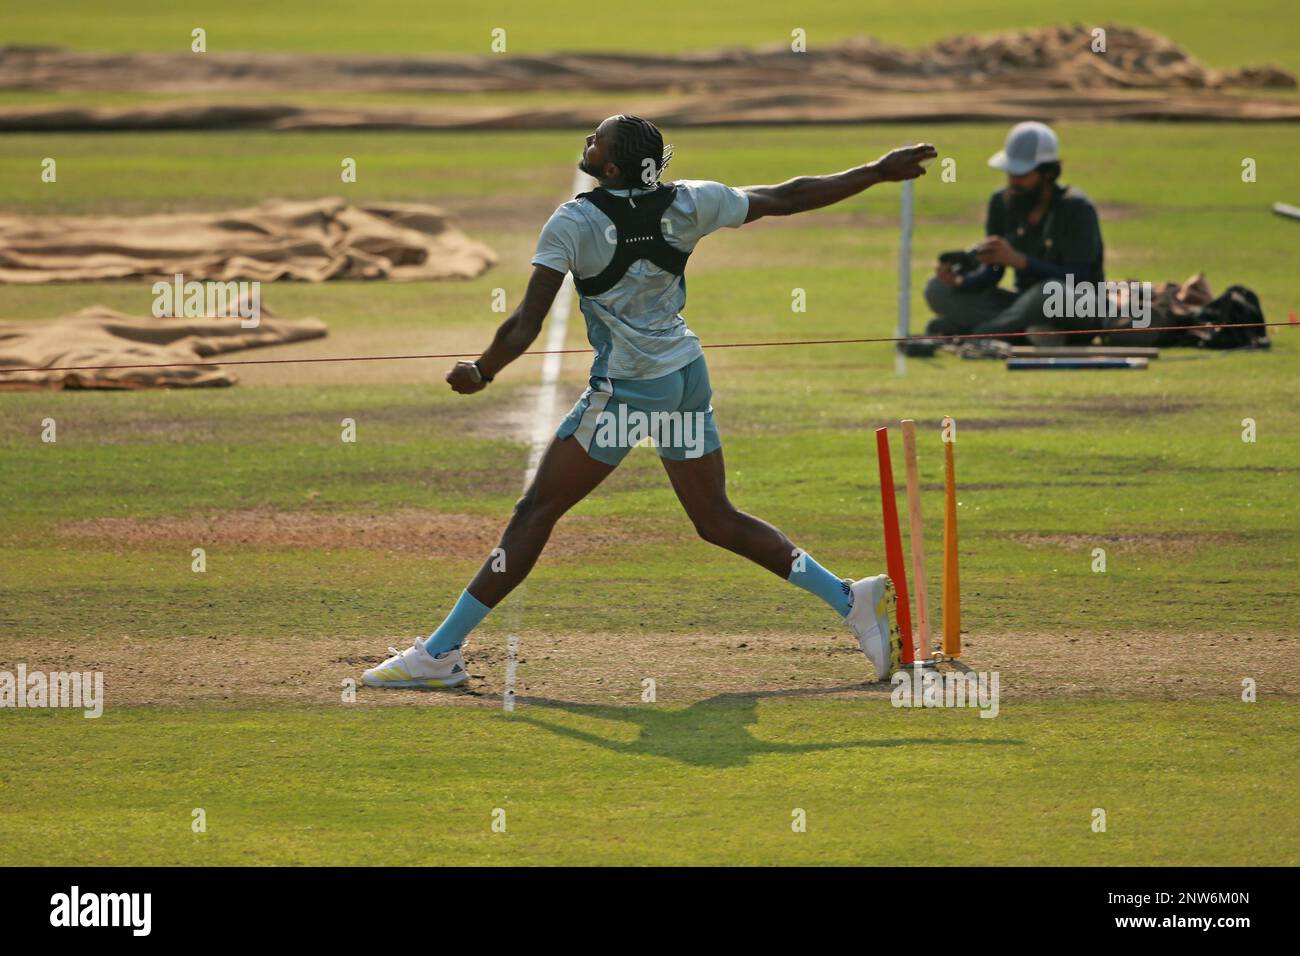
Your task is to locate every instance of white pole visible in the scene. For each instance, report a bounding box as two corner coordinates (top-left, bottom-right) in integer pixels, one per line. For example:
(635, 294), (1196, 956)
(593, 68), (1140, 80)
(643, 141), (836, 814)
(897, 178), (913, 377)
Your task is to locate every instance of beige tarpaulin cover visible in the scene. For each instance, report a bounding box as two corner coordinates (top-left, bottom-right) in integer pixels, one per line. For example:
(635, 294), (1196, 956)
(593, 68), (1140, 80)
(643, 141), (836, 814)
(5, 87), (1296, 133)
(2, 24), (1294, 131)
(0, 198), (496, 284)
(3, 25), (1292, 94)
(0, 306), (327, 389)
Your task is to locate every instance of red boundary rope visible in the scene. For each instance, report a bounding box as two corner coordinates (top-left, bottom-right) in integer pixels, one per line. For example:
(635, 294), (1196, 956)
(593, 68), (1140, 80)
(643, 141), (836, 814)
(0, 320), (1289, 375)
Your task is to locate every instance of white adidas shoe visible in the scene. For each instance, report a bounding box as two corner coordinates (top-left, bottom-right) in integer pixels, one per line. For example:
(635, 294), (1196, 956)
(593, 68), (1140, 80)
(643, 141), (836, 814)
(362, 639), (469, 689)
(845, 574), (902, 681)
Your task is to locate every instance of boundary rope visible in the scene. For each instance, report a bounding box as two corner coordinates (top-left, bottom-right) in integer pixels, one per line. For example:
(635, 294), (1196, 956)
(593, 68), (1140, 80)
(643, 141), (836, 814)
(1, 320), (1289, 375)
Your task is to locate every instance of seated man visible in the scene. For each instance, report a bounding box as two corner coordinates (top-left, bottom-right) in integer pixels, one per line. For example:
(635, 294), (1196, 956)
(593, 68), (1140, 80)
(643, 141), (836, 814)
(924, 122), (1105, 343)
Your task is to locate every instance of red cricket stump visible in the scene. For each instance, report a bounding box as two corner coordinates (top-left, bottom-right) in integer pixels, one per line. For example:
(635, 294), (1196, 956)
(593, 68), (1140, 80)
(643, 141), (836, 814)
(874, 427), (915, 665)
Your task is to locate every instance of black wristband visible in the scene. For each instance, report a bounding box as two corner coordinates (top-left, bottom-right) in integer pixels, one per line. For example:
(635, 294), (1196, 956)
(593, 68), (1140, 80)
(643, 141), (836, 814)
(473, 361), (494, 384)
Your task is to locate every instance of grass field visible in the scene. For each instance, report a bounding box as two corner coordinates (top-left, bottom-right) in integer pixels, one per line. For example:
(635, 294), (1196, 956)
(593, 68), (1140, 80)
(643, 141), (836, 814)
(3, 0), (1299, 78)
(1, 3), (1299, 866)
(6, 702), (1296, 865)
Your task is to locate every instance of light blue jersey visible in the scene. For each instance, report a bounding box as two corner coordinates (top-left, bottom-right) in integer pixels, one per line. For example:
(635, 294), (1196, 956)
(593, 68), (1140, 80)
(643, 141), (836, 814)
(531, 179), (749, 380)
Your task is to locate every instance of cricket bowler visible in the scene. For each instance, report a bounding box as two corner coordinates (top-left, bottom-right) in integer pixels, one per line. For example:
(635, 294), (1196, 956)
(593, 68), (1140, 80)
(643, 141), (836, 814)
(363, 116), (936, 690)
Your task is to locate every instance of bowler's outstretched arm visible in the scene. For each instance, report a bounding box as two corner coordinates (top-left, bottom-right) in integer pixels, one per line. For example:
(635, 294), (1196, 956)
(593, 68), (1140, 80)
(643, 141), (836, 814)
(742, 143), (937, 222)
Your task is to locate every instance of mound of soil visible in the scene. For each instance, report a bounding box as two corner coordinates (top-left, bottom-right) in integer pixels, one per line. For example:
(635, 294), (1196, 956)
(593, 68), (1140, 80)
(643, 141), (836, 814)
(2, 25), (1292, 94)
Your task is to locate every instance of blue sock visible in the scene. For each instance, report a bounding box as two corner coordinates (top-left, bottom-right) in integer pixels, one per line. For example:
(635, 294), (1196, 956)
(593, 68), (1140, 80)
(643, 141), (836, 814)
(423, 590), (492, 656)
(788, 552), (852, 617)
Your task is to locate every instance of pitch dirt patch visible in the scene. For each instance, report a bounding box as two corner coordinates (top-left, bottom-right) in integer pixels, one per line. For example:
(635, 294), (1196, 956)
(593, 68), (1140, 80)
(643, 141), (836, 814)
(4, 626), (1293, 711)
(964, 629), (1298, 701)
(56, 508), (662, 557)
(1008, 531), (1244, 554)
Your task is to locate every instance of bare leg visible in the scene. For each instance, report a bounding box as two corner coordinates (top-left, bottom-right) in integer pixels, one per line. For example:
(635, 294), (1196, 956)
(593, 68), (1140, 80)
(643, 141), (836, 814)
(660, 448), (795, 578)
(467, 436), (616, 607)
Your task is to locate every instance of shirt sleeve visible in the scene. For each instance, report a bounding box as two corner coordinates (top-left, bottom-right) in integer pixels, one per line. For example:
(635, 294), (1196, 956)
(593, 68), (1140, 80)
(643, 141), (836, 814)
(957, 194), (1005, 291)
(684, 181), (750, 235)
(531, 205), (581, 274)
(959, 265), (1003, 292)
(1020, 256), (1074, 281)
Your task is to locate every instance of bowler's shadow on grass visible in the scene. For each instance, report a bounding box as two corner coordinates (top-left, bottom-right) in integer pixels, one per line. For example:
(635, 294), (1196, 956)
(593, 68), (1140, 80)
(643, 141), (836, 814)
(511, 687), (1019, 769)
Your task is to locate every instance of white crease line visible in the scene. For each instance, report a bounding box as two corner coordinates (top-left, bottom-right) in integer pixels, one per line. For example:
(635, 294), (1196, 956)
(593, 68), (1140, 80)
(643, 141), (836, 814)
(505, 168), (594, 710)
(502, 634), (521, 713)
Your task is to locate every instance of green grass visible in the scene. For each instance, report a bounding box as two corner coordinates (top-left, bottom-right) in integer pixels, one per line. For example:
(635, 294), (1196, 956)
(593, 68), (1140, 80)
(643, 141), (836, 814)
(2, 0), (1298, 79)
(0, 130), (574, 216)
(2, 701), (1294, 865)
(1, 112), (1298, 861)
(2, 124), (1297, 643)
(1, 366), (1295, 640)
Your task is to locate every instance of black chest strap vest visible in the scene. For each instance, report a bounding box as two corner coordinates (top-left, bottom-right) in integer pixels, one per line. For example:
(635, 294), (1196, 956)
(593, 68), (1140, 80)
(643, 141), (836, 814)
(572, 184), (689, 297)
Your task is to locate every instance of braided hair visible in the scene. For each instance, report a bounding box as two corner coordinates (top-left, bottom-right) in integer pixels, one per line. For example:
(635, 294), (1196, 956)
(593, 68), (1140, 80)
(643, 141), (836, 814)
(610, 115), (673, 188)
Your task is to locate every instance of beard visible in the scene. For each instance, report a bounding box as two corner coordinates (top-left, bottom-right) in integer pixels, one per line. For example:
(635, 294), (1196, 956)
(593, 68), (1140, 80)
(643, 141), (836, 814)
(1007, 182), (1045, 216)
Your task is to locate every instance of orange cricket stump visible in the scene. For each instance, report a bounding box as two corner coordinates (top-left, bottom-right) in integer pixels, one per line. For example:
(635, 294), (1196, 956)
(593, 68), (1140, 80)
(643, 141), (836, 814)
(874, 427), (914, 665)
(900, 419), (931, 660)
(942, 416), (961, 659)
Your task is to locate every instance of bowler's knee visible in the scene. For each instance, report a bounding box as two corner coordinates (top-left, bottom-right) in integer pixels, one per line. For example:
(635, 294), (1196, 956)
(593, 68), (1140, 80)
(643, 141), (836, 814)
(510, 487), (565, 528)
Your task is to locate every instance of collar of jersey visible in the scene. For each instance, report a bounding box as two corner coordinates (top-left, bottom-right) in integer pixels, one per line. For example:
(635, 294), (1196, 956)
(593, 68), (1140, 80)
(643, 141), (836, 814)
(602, 185), (657, 197)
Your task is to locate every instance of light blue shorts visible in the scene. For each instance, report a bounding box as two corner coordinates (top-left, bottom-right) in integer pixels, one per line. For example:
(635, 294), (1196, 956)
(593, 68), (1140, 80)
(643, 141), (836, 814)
(557, 355), (722, 466)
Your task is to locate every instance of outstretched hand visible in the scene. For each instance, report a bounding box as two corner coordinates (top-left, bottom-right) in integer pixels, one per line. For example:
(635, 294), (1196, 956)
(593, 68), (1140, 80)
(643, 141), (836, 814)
(446, 360), (488, 394)
(872, 144), (939, 182)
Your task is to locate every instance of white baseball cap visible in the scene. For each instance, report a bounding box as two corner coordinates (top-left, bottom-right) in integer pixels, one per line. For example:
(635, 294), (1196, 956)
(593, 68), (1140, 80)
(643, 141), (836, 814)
(988, 122), (1059, 175)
